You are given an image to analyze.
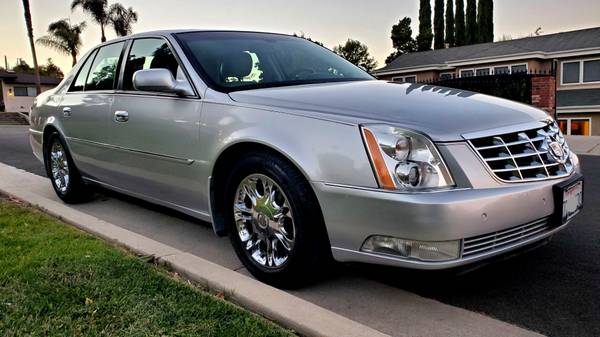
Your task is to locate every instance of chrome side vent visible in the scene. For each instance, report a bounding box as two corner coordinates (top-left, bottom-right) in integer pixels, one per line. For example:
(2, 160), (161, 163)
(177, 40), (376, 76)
(468, 121), (573, 182)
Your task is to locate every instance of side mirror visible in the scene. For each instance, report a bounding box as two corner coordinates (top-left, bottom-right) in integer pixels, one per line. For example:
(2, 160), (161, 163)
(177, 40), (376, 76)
(132, 68), (194, 96)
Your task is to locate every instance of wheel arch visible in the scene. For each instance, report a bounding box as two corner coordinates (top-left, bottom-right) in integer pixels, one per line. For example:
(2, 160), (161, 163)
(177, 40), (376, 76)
(209, 141), (319, 237)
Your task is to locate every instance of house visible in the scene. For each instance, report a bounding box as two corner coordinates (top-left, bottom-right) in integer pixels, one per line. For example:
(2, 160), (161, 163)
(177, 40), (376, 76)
(0, 71), (62, 113)
(373, 27), (600, 136)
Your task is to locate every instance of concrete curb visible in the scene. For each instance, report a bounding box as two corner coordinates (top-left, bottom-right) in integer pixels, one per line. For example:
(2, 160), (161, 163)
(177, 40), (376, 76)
(0, 163), (389, 337)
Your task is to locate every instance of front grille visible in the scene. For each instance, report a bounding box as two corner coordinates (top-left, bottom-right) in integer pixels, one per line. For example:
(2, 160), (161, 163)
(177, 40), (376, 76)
(468, 121), (574, 182)
(462, 218), (551, 258)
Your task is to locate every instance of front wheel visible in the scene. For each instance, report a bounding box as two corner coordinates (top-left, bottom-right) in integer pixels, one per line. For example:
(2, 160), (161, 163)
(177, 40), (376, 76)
(44, 132), (92, 203)
(224, 152), (331, 288)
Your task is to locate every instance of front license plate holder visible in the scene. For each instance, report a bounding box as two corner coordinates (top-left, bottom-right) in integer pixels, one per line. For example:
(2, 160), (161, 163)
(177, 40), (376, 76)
(551, 174), (584, 227)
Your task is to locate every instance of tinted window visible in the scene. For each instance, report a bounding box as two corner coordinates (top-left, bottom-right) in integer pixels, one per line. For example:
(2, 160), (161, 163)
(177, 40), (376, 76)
(14, 87), (29, 96)
(69, 49), (97, 92)
(123, 38), (181, 91)
(563, 62), (580, 84)
(85, 42), (124, 91)
(583, 60), (600, 82)
(177, 32), (373, 91)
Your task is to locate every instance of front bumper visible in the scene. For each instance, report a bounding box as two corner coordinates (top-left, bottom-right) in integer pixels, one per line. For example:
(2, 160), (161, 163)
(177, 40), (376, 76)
(312, 143), (582, 270)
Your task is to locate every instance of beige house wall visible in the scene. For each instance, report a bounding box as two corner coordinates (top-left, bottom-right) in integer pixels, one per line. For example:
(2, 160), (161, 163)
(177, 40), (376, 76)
(1, 81), (55, 113)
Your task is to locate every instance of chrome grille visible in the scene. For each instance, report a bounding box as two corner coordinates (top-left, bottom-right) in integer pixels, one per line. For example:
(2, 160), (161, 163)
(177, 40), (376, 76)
(468, 121), (574, 182)
(462, 218), (551, 258)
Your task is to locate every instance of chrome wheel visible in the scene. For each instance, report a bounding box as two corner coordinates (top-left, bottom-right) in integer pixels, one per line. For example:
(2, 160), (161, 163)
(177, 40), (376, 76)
(233, 174), (296, 269)
(50, 141), (70, 194)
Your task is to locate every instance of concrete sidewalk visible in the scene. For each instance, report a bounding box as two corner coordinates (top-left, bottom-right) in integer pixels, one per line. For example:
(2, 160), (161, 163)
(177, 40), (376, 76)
(566, 136), (600, 156)
(0, 162), (544, 337)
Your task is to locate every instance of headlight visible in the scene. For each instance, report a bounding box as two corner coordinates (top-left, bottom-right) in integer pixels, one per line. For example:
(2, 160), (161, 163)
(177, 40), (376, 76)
(361, 124), (454, 190)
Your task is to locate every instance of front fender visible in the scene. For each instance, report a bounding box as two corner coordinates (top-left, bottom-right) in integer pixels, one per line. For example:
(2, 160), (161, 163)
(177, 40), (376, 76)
(200, 102), (378, 188)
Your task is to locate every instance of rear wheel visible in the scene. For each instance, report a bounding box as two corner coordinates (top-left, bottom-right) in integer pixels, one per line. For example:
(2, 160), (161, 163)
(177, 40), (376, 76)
(224, 151), (331, 288)
(44, 132), (92, 203)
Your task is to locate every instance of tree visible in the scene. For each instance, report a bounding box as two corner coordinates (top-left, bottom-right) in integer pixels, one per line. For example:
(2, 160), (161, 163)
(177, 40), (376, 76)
(109, 3), (138, 36)
(434, 0), (445, 49)
(71, 0), (109, 43)
(21, 0), (41, 93)
(333, 39), (378, 72)
(465, 0), (477, 44)
(36, 19), (86, 66)
(293, 33), (324, 47)
(386, 17), (417, 64)
(416, 0), (433, 51)
(477, 0), (494, 42)
(445, 0), (455, 47)
(13, 59), (34, 73)
(40, 58), (64, 78)
(455, 0), (466, 46)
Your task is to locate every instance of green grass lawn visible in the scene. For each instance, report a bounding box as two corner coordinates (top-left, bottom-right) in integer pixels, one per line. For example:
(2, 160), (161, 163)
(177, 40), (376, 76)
(0, 198), (294, 337)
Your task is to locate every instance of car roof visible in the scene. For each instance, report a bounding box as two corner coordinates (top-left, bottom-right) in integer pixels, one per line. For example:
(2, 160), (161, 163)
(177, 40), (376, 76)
(94, 29), (294, 47)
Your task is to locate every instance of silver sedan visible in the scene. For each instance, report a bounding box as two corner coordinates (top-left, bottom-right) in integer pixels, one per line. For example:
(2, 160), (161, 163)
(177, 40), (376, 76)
(29, 30), (584, 288)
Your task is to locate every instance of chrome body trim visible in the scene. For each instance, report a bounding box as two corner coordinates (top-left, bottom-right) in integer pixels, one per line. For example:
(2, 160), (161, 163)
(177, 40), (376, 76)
(66, 137), (195, 165)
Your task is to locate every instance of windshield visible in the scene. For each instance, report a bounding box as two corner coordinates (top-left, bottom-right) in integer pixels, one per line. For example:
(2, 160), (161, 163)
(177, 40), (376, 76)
(176, 31), (374, 92)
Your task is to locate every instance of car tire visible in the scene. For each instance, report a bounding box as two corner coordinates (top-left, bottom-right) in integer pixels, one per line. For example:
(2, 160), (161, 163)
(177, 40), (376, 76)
(44, 132), (93, 203)
(224, 151), (331, 288)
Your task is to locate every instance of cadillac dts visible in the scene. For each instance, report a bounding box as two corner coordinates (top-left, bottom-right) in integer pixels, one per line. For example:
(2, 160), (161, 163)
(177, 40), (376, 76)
(29, 30), (584, 287)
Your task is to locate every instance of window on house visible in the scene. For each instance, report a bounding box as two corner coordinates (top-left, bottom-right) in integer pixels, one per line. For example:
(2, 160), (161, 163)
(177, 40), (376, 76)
(558, 118), (591, 136)
(562, 62), (580, 84)
(511, 64), (527, 74)
(404, 76), (416, 83)
(439, 73), (454, 80)
(476, 68), (490, 76)
(558, 120), (568, 134)
(460, 70), (474, 78)
(570, 119), (591, 136)
(583, 60), (600, 83)
(494, 66), (510, 75)
(13, 87), (37, 96)
(391, 77), (403, 82)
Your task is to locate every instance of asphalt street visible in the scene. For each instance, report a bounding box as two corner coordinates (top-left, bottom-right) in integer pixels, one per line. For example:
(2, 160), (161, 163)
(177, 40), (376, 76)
(1, 125), (598, 337)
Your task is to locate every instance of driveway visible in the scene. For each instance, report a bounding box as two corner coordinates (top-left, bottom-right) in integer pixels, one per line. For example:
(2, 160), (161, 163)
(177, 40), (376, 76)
(1, 125), (598, 337)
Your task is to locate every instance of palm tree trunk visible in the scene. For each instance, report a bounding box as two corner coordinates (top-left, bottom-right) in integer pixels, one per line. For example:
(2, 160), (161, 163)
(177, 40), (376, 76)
(21, 0), (41, 95)
(71, 52), (78, 67)
(100, 23), (106, 42)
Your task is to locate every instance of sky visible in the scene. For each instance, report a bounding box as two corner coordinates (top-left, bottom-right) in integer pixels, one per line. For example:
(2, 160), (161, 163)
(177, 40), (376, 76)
(2, 0), (600, 74)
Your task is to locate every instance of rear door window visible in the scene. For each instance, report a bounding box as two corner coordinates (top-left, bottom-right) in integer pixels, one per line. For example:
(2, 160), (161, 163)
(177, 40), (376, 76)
(85, 42), (125, 91)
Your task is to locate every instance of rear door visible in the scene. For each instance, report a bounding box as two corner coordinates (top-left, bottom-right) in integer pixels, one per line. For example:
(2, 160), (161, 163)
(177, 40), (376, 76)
(105, 37), (204, 210)
(60, 41), (126, 180)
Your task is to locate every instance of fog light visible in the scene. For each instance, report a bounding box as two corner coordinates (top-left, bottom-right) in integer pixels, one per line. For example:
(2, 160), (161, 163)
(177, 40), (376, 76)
(361, 236), (460, 262)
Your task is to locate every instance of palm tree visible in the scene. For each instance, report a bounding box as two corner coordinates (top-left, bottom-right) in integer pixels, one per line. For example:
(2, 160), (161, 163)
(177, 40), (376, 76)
(109, 3), (138, 36)
(71, 0), (109, 42)
(21, 0), (41, 93)
(36, 19), (86, 67)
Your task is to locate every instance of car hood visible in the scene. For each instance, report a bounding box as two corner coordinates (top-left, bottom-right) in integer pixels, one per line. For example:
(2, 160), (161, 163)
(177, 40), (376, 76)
(228, 80), (549, 142)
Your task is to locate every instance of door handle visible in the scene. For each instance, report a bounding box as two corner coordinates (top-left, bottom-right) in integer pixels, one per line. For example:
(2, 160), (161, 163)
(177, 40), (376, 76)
(114, 110), (129, 123)
(62, 107), (72, 117)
